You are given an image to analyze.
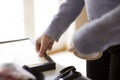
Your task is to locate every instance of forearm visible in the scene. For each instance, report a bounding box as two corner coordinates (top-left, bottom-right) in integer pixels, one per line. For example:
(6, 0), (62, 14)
(45, 0), (84, 41)
(73, 5), (120, 55)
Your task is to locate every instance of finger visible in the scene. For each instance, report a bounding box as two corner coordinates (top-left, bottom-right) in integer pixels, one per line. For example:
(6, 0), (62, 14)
(35, 42), (41, 52)
(39, 39), (49, 57)
(35, 39), (41, 52)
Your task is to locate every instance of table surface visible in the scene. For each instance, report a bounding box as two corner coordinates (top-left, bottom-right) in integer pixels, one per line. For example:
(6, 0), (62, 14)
(0, 38), (65, 80)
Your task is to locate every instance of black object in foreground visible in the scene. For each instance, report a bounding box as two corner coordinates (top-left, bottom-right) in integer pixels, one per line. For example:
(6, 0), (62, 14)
(55, 66), (92, 80)
(23, 53), (56, 80)
(29, 53), (56, 72)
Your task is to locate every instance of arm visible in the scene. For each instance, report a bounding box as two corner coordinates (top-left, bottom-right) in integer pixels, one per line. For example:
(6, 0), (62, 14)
(45, 0), (85, 41)
(36, 0), (84, 56)
(73, 5), (120, 58)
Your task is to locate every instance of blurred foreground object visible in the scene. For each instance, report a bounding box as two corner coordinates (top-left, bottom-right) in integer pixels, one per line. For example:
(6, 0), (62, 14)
(0, 63), (36, 80)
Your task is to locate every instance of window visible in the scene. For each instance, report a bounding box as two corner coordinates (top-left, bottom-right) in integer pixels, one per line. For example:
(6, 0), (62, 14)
(34, 0), (59, 38)
(0, 0), (25, 41)
(0, 0), (65, 53)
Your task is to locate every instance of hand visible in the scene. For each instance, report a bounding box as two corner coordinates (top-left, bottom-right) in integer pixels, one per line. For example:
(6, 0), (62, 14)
(35, 34), (54, 57)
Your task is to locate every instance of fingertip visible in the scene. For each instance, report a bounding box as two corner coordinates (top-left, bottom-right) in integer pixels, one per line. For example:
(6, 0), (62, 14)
(35, 45), (41, 54)
(39, 54), (43, 57)
(38, 51), (44, 57)
(36, 48), (39, 53)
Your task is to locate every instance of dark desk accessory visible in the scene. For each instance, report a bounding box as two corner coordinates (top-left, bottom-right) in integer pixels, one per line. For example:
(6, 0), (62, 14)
(55, 66), (92, 80)
(23, 65), (44, 80)
(29, 53), (56, 72)
(23, 53), (56, 80)
(23, 52), (56, 80)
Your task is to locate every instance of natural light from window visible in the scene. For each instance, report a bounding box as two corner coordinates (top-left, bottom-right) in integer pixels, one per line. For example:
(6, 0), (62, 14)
(0, 0), (25, 41)
(34, 0), (59, 38)
(0, 0), (60, 41)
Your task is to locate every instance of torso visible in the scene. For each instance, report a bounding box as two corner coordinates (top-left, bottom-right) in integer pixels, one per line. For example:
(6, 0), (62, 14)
(84, 0), (120, 20)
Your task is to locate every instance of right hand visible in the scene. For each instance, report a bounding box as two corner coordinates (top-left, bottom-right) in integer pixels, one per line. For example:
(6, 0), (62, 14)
(35, 34), (54, 57)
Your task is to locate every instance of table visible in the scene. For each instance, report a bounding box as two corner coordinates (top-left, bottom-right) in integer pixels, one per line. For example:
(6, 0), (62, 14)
(0, 38), (89, 80)
(0, 38), (64, 80)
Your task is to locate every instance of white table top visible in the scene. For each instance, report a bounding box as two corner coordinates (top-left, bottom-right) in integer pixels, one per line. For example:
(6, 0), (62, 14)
(0, 38), (65, 80)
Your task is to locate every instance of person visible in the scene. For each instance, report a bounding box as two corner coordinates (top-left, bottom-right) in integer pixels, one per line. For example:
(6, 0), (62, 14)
(35, 0), (120, 80)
